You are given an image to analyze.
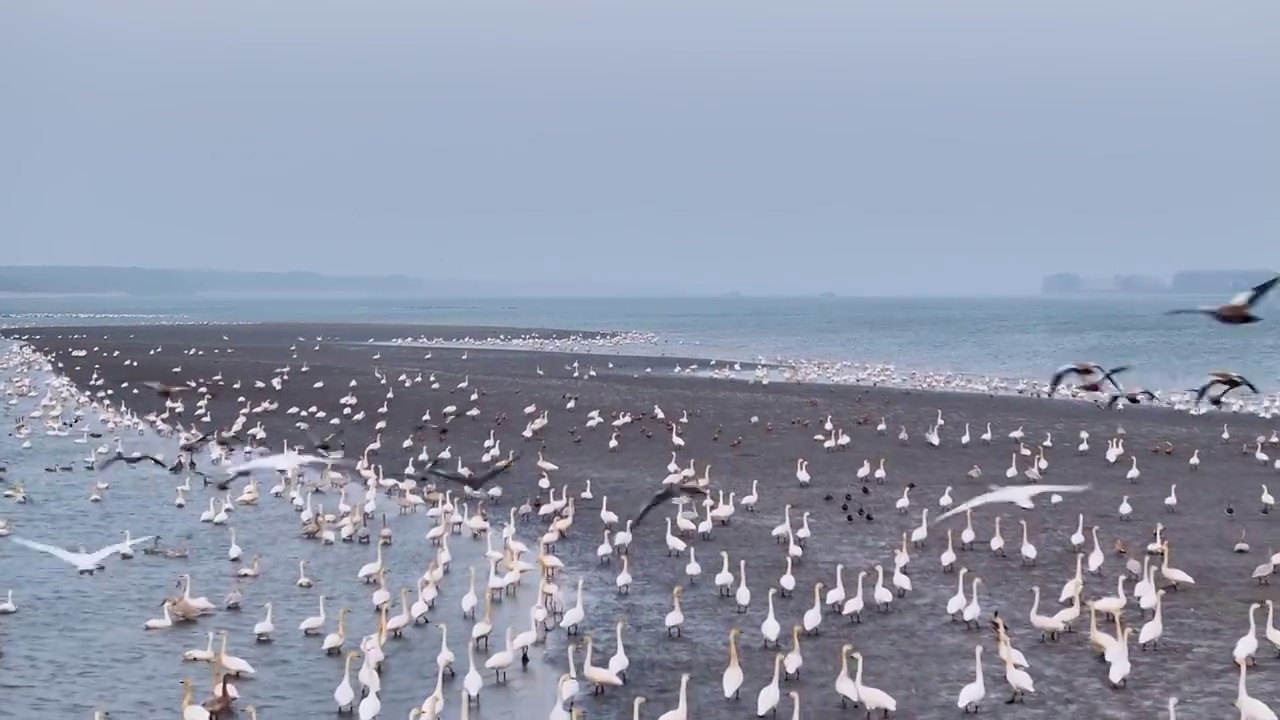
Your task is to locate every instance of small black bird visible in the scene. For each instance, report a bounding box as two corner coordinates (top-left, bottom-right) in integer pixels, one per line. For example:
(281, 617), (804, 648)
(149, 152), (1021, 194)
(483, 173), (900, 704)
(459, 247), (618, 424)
(1166, 275), (1280, 324)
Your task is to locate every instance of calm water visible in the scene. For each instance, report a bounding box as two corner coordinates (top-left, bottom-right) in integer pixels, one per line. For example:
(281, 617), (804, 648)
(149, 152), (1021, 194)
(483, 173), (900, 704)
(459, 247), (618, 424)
(1, 294), (1276, 394)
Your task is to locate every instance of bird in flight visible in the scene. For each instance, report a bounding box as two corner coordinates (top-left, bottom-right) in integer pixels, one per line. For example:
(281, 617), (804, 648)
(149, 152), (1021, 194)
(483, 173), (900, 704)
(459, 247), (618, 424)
(11, 535), (155, 574)
(141, 381), (191, 398)
(1105, 389), (1158, 409)
(96, 452), (168, 471)
(424, 452), (520, 490)
(635, 481), (709, 526)
(1047, 363), (1128, 397)
(1193, 371), (1259, 406)
(221, 451), (354, 481)
(933, 483), (1091, 524)
(302, 426), (345, 455)
(1165, 275), (1280, 324)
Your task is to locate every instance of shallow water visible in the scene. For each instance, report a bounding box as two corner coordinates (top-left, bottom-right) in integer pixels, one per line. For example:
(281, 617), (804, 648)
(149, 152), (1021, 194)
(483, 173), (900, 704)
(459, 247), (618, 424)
(0, 373), (556, 719)
(7, 326), (1280, 719)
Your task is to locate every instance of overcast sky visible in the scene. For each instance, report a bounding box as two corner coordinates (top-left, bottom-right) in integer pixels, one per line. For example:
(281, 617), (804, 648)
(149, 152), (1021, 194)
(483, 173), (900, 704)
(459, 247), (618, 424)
(2, 1), (1276, 295)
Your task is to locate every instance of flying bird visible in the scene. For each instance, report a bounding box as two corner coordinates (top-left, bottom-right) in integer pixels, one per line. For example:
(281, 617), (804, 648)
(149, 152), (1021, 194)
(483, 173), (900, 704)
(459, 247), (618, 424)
(11, 535), (155, 574)
(424, 453), (520, 490)
(1193, 372), (1259, 406)
(1165, 275), (1280, 324)
(1105, 389), (1158, 409)
(1047, 363), (1128, 396)
(635, 482), (709, 526)
(933, 483), (1091, 524)
(221, 451), (355, 481)
(96, 452), (168, 471)
(141, 381), (191, 397)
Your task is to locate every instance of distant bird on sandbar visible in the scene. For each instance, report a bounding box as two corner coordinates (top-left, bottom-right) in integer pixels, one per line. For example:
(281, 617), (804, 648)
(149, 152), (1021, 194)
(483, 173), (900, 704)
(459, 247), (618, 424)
(1193, 372), (1259, 406)
(1047, 363), (1129, 396)
(1105, 390), (1158, 409)
(1165, 275), (1280, 324)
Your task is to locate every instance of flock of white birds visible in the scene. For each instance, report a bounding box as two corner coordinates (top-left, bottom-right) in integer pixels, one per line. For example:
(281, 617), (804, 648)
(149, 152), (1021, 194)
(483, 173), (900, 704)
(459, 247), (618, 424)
(3, 331), (1280, 719)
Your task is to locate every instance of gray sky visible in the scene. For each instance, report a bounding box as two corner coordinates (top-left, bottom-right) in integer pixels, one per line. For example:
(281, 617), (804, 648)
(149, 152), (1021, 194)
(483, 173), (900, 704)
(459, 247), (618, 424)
(3, 1), (1277, 296)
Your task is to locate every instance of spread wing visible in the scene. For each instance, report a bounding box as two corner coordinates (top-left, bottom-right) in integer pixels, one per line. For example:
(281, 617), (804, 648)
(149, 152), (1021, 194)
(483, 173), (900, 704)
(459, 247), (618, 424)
(634, 490), (674, 526)
(1235, 275), (1280, 308)
(86, 536), (156, 565)
(94, 456), (124, 471)
(1027, 484), (1090, 495)
(10, 536), (84, 566)
(1242, 378), (1261, 394)
(1047, 366), (1077, 394)
(933, 492), (997, 524)
(424, 466), (486, 491)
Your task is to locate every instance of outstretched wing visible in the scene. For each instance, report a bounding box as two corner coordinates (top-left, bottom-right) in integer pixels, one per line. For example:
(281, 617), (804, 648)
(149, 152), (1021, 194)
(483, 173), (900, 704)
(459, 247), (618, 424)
(933, 492), (996, 524)
(424, 466), (486, 491)
(1235, 275), (1280, 308)
(86, 536), (156, 564)
(1100, 366), (1129, 391)
(634, 490), (674, 526)
(1240, 377), (1261, 394)
(1047, 366), (1076, 395)
(1027, 484), (1090, 495)
(1105, 394), (1123, 410)
(10, 536), (83, 566)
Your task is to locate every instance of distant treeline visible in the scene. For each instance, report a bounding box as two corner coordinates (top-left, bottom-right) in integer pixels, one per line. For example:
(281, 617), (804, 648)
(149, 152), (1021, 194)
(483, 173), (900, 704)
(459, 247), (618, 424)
(0, 266), (427, 296)
(1042, 270), (1275, 295)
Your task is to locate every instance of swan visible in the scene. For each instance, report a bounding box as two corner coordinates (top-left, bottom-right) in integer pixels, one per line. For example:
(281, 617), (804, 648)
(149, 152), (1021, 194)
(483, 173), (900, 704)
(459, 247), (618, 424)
(334, 651), (358, 711)
(145, 601), (174, 629)
(183, 631), (216, 661)
(321, 607), (350, 655)
(582, 635), (624, 693)
(10, 534), (154, 574)
(722, 628), (744, 699)
(217, 630), (256, 676)
(253, 603), (275, 641)
(1236, 658), (1277, 720)
(664, 587), (685, 637)
(484, 627), (516, 682)
(300, 595), (327, 634)
(842, 570), (867, 622)
(656, 673), (690, 720)
(1002, 636), (1035, 703)
(851, 651), (897, 715)
(608, 620), (629, 681)
(1234, 603), (1261, 667)
(756, 653), (784, 717)
(957, 645), (985, 712)
(1159, 543), (1196, 588)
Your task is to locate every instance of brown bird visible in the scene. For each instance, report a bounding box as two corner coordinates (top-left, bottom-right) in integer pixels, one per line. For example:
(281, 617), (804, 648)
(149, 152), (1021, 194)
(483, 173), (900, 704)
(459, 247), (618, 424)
(1165, 275), (1279, 324)
(1048, 363), (1128, 396)
(1193, 371), (1259, 406)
